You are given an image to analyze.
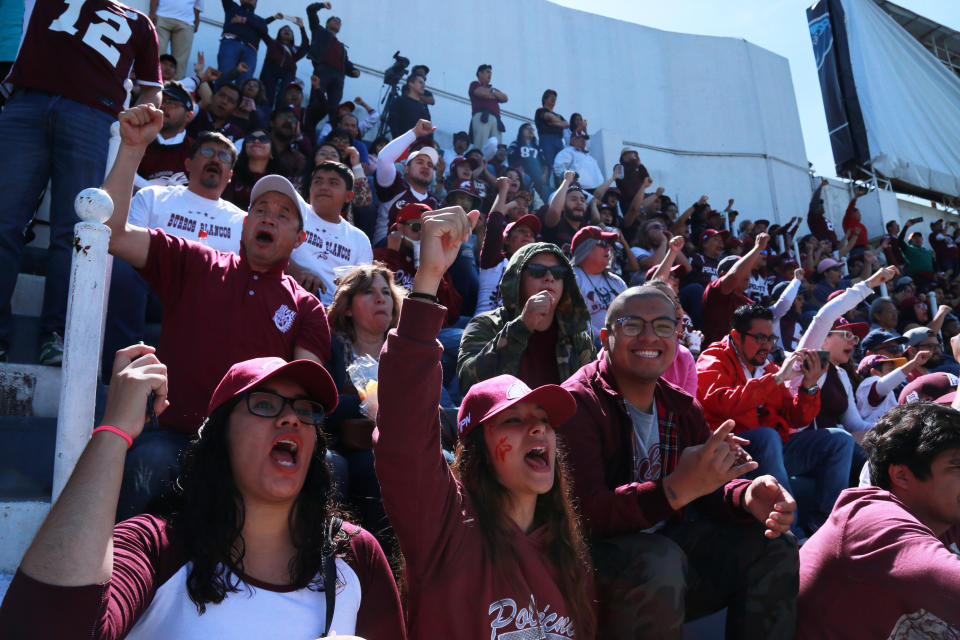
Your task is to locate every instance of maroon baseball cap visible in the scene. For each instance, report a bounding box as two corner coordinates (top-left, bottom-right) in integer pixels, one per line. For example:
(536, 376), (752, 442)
(898, 372), (960, 405)
(645, 263), (687, 281)
(336, 100), (356, 113)
(206, 357), (338, 417)
(448, 179), (480, 198)
(391, 202), (432, 231)
(570, 225), (618, 254)
(831, 317), (869, 340)
(503, 213), (541, 238)
(699, 228), (729, 245)
(455, 375), (576, 439)
(449, 155), (480, 171)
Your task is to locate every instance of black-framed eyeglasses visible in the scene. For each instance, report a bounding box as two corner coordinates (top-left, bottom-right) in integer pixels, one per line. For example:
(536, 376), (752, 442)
(611, 315), (678, 338)
(245, 133), (270, 143)
(401, 221), (422, 232)
(197, 146), (234, 165)
(916, 341), (943, 352)
(244, 390), (326, 425)
(525, 263), (568, 279)
(743, 332), (778, 346)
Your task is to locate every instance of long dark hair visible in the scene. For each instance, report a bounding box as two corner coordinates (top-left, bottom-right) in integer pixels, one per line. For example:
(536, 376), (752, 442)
(453, 428), (596, 639)
(166, 398), (347, 613)
(233, 135), (281, 188)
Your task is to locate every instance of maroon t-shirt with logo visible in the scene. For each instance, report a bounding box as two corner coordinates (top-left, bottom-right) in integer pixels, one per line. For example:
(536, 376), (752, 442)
(701, 278), (753, 349)
(138, 229), (331, 433)
(7, 0), (161, 116)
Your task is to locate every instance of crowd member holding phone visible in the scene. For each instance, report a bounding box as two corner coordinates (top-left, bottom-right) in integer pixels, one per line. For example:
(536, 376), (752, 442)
(0, 346), (405, 639)
(376, 206), (596, 640)
(696, 304), (851, 537)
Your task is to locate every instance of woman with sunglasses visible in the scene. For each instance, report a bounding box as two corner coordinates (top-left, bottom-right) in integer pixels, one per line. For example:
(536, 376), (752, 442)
(223, 130), (281, 211)
(0, 345), (405, 639)
(376, 207), (596, 640)
(458, 239), (595, 395)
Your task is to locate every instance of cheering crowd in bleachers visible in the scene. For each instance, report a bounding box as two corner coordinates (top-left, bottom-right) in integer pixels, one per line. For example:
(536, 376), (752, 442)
(1, 1), (960, 638)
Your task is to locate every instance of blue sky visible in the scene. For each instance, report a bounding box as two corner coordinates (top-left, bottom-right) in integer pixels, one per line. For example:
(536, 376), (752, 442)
(553, 0), (960, 179)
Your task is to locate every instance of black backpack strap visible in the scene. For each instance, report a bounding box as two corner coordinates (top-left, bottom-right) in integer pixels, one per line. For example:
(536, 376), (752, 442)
(321, 517), (343, 638)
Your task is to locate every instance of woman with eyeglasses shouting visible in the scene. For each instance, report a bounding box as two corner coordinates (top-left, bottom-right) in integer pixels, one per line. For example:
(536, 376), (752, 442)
(0, 345), (405, 640)
(458, 239), (595, 396)
(376, 207), (596, 640)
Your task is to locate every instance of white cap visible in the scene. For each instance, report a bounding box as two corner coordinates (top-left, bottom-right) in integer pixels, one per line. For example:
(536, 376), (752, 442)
(249, 175), (306, 225)
(406, 146), (439, 166)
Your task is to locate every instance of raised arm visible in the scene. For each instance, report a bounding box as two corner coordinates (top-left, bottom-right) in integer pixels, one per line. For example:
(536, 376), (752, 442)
(375, 208), (479, 569)
(796, 267), (898, 351)
(375, 119), (433, 188)
(622, 176), (653, 229)
(719, 232), (769, 295)
(770, 270), (803, 320)
(102, 105), (163, 269)
(545, 170), (576, 228)
(649, 235), (686, 282)
(19, 345), (168, 586)
(928, 304), (953, 334)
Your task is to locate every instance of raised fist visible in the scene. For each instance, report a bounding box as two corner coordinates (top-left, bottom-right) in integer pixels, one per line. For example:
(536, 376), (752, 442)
(118, 104), (163, 148)
(413, 119), (435, 139)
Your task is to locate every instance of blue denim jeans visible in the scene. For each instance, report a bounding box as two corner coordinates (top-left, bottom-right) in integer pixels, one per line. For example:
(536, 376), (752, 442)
(117, 429), (192, 521)
(438, 327), (464, 407)
(448, 239), (479, 317)
(101, 258), (151, 380)
(217, 38), (257, 80)
(742, 426), (854, 535)
(539, 134), (563, 181)
(0, 90), (113, 342)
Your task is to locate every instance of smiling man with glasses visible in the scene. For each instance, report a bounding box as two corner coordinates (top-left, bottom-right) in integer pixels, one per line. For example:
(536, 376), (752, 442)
(557, 287), (800, 637)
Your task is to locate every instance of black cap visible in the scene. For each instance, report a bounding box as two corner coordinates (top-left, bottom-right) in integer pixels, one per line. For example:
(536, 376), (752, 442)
(162, 81), (193, 112)
(717, 255), (740, 276)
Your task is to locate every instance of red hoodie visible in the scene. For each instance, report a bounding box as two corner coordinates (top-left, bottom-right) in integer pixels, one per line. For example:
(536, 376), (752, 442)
(842, 196), (868, 247)
(696, 336), (820, 442)
(376, 298), (592, 640)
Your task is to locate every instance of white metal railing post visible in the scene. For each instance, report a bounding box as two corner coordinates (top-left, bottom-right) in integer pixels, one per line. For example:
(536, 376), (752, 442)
(52, 188), (114, 500)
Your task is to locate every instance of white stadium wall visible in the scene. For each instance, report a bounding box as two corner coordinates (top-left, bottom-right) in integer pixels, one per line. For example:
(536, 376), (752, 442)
(120, 0), (815, 226)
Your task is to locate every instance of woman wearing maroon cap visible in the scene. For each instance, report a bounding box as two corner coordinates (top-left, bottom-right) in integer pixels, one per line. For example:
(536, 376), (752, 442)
(376, 207), (596, 640)
(0, 346), (405, 640)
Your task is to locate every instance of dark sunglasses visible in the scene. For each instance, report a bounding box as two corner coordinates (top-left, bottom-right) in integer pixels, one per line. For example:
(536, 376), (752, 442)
(596, 240), (612, 249)
(401, 221), (422, 232)
(245, 134), (270, 143)
(525, 263), (568, 279)
(197, 146), (234, 165)
(244, 390), (325, 425)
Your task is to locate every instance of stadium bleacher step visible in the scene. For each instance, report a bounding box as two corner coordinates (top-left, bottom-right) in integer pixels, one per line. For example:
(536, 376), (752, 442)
(0, 362), (60, 418)
(0, 416), (56, 501)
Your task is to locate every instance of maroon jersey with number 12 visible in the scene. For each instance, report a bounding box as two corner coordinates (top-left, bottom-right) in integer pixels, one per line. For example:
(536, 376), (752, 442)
(6, 0), (161, 116)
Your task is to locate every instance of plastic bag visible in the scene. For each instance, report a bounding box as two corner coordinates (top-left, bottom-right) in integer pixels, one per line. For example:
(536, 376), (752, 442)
(346, 354), (379, 420)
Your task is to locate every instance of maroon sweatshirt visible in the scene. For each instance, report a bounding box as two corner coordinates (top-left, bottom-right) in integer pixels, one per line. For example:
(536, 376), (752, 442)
(375, 298), (591, 640)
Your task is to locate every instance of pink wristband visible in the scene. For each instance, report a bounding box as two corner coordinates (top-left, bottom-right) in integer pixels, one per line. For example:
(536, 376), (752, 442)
(91, 425), (134, 449)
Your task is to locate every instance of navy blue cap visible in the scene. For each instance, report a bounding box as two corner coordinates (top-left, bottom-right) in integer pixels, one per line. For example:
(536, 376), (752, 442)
(861, 329), (907, 352)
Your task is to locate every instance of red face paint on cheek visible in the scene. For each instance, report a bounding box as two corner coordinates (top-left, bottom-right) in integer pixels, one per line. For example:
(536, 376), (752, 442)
(495, 436), (512, 463)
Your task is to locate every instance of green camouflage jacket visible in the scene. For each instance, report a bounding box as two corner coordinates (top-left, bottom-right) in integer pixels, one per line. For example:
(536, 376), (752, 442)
(457, 242), (596, 394)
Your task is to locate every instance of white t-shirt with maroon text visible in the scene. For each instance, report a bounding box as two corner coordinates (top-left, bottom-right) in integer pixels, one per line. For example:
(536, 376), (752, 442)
(291, 210), (373, 305)
(129, 185), (245, 254)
